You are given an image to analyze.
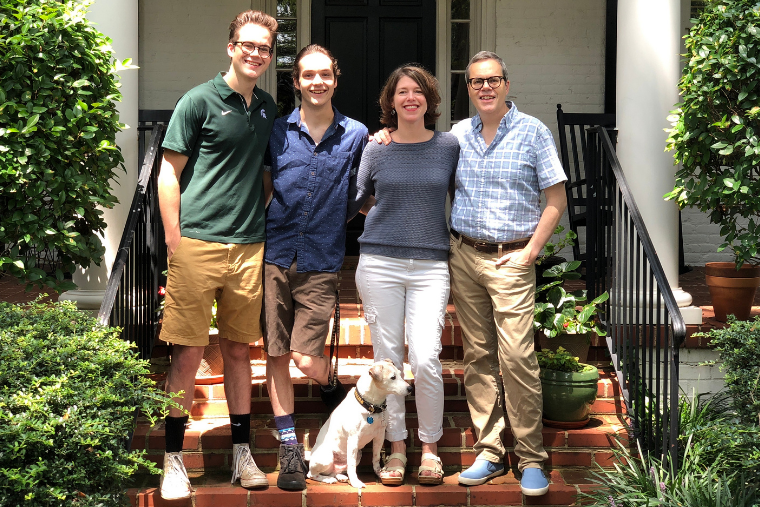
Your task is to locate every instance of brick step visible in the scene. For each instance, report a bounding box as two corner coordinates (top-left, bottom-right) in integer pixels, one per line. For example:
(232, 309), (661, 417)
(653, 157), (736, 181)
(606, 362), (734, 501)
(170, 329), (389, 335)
(152, 303), (612, 365)
(133, 410), (628, 475)
(186, 378), (624, 419)
(128, 468), (600, 507)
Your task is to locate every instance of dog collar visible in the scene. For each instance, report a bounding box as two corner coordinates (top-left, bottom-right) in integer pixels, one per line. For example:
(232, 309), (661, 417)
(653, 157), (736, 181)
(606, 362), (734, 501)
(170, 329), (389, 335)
(354, 389), (386, 414)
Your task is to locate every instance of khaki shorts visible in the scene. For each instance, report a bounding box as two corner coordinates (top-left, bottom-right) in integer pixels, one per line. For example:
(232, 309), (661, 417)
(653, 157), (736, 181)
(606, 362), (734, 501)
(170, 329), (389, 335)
(262, 260), (338, 358)
(160, 237), (264, 346)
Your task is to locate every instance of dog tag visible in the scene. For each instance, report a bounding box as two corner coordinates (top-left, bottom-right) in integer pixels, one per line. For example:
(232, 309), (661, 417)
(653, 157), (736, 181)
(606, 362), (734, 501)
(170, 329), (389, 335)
(367, 416), (374, 424)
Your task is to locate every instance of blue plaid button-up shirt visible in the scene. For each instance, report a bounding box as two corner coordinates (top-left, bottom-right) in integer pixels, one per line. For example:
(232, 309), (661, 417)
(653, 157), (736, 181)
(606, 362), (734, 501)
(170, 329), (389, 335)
(450, 102), (566, 243)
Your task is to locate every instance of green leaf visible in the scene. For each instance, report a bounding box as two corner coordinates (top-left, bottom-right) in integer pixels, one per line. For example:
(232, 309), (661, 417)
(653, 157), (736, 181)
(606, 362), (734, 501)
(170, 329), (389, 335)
(719, 145), (734, 155)
(71, 79), (90, 88)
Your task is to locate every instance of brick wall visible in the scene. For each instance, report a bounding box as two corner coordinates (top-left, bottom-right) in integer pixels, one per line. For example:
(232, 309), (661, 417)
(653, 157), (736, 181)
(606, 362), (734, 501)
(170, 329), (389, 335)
(678, 348), (726, 396)
(138, 1), (726, 266)
(494, 0), (606, 236)
(138, 0), (250, 109)
(494, 0), (606, 135)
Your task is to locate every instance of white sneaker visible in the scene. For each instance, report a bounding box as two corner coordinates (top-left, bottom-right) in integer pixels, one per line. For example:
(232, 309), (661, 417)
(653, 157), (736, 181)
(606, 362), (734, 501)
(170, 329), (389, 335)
(232, 443), (268, 488)
(160, 452), (192, 500)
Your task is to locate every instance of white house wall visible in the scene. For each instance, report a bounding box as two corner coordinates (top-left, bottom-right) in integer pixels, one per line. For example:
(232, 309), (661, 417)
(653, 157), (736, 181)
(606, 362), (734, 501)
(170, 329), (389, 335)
(139, 0), (250, 109)
(136, 0), (728, 266)
(494, 0), (606, 132)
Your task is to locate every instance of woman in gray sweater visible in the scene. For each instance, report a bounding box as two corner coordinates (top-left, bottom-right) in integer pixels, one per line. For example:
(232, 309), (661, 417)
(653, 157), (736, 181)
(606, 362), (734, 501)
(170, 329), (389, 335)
(348, 65), (459, 486)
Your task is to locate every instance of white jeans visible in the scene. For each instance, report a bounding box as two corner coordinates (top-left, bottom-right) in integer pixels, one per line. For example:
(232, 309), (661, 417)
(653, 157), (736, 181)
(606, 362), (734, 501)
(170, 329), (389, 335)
(355, 253), (449, 443)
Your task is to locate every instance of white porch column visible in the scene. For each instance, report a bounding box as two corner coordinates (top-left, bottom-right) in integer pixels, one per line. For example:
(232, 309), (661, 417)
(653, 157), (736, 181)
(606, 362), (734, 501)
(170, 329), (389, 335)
(616, 0), (701, 324)
(59, 0), (139, 311)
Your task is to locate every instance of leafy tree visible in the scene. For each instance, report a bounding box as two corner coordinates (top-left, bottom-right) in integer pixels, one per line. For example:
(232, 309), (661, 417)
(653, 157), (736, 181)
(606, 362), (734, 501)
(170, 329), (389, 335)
(666, 0), (760, 268)
(0, 0), (129, 292)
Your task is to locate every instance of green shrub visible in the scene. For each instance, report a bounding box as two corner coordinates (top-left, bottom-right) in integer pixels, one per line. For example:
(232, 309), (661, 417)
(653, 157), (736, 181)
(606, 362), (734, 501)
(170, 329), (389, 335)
(581, 390), (760, 506)
(0, 0), (131, 292)
(665, 0), (760, 268)
(698, 315), (760, 425)
(0, 300), (174, 506)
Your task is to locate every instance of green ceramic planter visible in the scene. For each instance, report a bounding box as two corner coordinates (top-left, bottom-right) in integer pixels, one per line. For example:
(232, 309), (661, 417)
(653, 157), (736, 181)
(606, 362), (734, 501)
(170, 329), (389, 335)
(540, 364), (599, 425)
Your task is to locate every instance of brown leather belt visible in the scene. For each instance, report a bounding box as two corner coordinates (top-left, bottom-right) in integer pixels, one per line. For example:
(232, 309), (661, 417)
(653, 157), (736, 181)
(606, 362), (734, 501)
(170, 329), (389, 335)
(451, 229), (531, 254)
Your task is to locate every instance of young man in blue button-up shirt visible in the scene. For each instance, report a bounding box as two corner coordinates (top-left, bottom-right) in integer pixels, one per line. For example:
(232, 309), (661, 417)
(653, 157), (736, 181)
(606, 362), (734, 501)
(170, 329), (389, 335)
(450, 52), (567, 495)
(262, 44), (368, 491)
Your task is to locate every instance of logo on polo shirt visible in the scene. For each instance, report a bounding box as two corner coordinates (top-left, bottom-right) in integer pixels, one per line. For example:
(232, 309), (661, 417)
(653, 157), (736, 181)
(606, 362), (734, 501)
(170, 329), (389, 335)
(261, 109), (267, 119)
(222, 110), (232, 116)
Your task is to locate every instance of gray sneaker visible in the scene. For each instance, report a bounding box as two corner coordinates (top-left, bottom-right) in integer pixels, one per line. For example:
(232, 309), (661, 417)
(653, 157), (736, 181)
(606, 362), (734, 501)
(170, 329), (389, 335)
(160, 452), (192, 500)
(232, 443), (268, 488)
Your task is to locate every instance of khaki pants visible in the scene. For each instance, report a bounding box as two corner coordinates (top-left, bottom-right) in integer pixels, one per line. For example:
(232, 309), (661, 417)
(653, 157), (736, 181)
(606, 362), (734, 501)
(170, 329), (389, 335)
(449, 234), (547, 471)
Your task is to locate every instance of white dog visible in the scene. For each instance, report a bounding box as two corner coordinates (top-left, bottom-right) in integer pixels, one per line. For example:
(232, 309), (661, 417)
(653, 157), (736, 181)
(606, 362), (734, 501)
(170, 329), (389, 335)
(308, 358), (412, 489)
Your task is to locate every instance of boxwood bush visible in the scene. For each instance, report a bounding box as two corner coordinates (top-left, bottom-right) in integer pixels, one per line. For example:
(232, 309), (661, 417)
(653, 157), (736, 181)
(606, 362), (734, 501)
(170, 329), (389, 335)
(0, 300), (173, 506)
(0, 0), (129, 292)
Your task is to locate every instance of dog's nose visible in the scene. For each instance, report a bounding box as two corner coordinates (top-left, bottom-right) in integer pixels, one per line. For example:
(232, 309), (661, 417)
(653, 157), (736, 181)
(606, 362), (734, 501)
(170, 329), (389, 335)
(406, 385), (413, 395)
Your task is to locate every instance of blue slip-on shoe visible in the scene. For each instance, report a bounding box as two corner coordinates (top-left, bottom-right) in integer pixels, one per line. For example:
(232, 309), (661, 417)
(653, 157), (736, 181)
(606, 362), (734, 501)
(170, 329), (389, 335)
(458, 458), (505, 486)
(520, 467), (549, 496)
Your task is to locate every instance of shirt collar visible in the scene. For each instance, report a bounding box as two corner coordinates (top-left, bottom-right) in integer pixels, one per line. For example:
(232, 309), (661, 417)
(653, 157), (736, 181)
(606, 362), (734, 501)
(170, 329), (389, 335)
(213, 72), (264, 107)
(287, 105), (347, 132)
(470, 101), (517, 133)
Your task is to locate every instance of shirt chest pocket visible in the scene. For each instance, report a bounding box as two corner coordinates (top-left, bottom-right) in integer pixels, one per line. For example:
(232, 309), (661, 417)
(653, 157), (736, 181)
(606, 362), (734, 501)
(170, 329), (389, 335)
(317, 152), (351, 185)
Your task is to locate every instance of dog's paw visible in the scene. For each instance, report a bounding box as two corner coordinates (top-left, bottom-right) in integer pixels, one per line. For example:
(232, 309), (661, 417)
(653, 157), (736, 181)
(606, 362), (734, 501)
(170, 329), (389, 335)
(322, 476), (338, 484)
(336, 473), (349, 482)
(350, 479), (366, 489)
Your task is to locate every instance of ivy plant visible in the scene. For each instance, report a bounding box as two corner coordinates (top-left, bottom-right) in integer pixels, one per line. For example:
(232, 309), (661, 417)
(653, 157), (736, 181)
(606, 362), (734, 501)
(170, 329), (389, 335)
(0, 300), (178, 506)
(665, 0), (760, 268)
(0, 0), (130, 292)
(533, 260), (609, 338)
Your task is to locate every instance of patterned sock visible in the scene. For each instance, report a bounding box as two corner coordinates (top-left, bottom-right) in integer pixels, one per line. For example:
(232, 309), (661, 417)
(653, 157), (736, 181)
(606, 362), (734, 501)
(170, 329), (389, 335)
(274, 414), (298, 445)
(229, 413), (251, 445)
(165, 415), (189, 453)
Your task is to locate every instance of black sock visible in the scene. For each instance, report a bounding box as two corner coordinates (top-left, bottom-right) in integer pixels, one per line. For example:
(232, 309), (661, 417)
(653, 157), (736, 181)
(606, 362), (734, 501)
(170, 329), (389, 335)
(165, 415), (189, 453)
(229, 413), (251, 445)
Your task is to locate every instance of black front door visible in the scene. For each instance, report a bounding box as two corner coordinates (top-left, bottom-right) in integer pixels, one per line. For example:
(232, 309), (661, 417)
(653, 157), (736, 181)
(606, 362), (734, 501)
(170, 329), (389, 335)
(312, 0), (436, 254)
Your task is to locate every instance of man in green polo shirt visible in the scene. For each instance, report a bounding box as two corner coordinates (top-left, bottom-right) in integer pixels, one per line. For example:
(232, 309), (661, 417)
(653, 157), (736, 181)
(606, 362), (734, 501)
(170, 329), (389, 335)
(156, 10), (277, 500)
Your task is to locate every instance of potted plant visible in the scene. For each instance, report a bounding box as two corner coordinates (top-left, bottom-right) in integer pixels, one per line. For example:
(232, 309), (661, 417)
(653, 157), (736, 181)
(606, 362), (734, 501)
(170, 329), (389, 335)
(534, 260), (609, 362)
(537, 347), (599, 428)
(665, 0), (760, 321)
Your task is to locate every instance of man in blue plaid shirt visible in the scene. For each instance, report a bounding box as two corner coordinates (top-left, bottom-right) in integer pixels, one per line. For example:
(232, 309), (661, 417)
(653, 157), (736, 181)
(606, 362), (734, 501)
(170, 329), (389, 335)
(450, 51), (567, 496)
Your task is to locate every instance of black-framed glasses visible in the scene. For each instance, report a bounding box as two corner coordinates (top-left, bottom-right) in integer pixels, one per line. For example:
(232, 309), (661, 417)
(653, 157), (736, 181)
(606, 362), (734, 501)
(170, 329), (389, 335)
(467, 76), (505, 90)
(232, 41), (273, 58)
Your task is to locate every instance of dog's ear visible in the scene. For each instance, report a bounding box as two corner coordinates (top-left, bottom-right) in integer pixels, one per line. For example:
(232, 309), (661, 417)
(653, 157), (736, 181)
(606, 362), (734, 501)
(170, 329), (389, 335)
(369, 362), (385, 381)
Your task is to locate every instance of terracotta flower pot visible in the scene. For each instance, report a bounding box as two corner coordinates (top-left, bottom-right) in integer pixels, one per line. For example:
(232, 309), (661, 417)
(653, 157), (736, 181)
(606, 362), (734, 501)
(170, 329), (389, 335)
(540, 363), (599, 428)
(704, 262), (760, 322)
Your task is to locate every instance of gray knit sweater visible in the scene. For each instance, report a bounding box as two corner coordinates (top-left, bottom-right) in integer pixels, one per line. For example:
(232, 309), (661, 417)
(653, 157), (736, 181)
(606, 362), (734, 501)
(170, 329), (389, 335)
(348, 131), (460, 261)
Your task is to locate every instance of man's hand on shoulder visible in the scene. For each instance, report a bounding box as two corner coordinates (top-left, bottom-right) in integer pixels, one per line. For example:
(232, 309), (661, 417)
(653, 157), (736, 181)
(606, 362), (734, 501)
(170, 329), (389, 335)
(368, 128), (393, 145)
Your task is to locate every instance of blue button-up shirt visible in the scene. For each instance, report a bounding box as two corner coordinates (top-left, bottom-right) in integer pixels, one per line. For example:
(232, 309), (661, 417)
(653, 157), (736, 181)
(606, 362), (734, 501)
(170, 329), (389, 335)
(450, 102), (566, 243)
(265, 107), (368, 272)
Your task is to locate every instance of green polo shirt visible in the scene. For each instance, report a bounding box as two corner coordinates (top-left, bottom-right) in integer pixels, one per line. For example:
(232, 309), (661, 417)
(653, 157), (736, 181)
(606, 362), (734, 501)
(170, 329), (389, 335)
(162, 72), (276, 243)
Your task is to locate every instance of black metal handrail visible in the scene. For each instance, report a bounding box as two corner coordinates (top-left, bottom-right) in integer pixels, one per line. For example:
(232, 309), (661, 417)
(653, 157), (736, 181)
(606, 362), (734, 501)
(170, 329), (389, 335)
(586, 126), (686, 470)
(98, 124), (167, 360)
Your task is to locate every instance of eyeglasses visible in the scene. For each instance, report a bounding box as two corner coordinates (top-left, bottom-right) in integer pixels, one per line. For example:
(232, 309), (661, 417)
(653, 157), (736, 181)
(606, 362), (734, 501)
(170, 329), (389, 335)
(232, 41), (273, 58)
(467, 76), (505, 90)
